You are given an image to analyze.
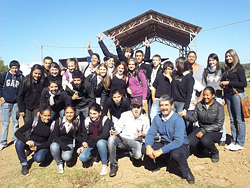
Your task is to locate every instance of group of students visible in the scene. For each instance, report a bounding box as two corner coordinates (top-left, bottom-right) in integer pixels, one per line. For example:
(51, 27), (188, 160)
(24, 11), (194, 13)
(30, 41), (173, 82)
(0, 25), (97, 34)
(0, 34), (247, 184)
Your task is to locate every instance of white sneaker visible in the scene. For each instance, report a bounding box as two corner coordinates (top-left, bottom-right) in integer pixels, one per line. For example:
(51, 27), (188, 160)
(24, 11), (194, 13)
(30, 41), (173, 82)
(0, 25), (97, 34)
(225, 143), (235, 150)
(57, 164), (64, 174)
(0, 144), (7, 151)
(100, 165), (108, 176)
(230, 144), (244, 151)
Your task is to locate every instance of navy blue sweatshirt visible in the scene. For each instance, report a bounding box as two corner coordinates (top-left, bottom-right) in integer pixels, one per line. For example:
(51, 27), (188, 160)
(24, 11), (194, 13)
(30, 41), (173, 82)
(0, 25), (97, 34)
(0, 70), (23, 103)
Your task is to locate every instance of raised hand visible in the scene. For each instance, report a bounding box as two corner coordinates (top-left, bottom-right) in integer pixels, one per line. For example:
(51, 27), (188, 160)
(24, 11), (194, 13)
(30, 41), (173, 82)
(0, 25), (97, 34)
(143, 37), (150, 47)
(96, 33), (104, 41)
(87, 40), (91, 50)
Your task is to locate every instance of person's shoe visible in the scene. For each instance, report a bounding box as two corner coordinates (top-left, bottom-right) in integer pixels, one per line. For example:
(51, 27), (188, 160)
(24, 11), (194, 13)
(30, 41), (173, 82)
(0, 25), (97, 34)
(219, 141), (226, 146)
(57, 164), (64, 174)
(25, 150), (33, 157)
(211, 153), (219, 163)
(21, 165), (29, 175)
(100, 165), (108, 176)
(230, 144), (244, 151)
(225, 142), (235, 150)
(109, 164), (118, 177)
(185, 172), (195, 184)
(0, 144), (7, 151)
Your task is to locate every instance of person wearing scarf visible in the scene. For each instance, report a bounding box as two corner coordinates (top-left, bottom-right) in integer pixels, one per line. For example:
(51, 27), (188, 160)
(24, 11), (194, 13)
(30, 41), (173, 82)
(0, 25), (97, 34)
(40, 80), (71, 120)
(76, 103), (111, 176)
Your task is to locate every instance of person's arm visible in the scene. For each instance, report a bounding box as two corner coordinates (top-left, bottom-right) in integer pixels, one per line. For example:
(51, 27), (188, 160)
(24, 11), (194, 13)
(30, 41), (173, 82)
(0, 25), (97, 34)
(116, 45), (128, 63)
(184, 75), (194, 110)
(40, 88), (49, 106)
(75, 120), (89, 144)
(160, 117), (185, 154)
(17, 79), (27, 114)
(144, 118), (159, 147)
(87, 82), (95, 107)
(15, 119), (33, 143)
(0, 72), (6, 101)
(139, 71), (148, 100)
(229, 67), (247, 88)
(100, 87), (108, 107)
(102, 98), (111, 116)
(87, 41), (94, 56)
(98, 40), (118, 60)
(185, 103), (199, 122)
(36, 133), (53, 150)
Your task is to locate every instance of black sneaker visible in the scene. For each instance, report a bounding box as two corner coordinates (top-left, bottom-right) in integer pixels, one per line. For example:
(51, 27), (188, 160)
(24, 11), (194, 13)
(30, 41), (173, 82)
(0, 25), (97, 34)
(109, 164), (118, 177)
(185, 172), (195, 184)
(21, 165), (29, 175)
(211, 153), (219, 163)
(219, 141), (226, 146)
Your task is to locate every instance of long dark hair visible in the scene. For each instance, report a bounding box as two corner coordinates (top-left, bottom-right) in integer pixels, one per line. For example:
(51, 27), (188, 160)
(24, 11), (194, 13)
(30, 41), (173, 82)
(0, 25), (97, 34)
(203, 53), (221, 84)
(23, 64), (45, 92)
(128, 58), (139, 77)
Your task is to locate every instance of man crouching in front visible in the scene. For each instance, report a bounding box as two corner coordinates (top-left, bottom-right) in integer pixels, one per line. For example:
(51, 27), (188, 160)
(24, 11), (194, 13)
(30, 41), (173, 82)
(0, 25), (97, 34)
(143, 94), (195, 184)
(108, 97), (150, 177)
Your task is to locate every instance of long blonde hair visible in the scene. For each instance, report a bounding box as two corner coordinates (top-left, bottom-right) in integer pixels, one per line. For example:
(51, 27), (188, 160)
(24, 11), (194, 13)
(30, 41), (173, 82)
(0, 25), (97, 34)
(96, 64), (110, 90)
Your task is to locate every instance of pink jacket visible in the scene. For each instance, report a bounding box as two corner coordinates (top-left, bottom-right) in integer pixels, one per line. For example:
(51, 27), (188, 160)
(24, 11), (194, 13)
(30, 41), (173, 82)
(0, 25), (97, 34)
(128, 70), (147, 99)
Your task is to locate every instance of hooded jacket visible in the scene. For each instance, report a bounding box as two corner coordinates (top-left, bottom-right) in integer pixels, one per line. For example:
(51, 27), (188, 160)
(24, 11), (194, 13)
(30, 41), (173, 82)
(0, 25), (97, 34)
(0, 70), (23, 103)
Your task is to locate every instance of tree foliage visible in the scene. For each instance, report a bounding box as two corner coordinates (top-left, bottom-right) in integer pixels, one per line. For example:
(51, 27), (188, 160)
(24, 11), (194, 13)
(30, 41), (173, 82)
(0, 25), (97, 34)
(0, 60), (9, 74)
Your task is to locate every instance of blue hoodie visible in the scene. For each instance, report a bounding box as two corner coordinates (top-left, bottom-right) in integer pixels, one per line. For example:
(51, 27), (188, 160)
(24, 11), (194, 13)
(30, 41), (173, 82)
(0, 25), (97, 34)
(0, 70), (23, 103)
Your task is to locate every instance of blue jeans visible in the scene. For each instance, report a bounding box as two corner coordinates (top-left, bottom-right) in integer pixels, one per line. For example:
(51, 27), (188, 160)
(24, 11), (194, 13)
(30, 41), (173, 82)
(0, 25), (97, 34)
(174, 101), (185, 113)
(0, 102), (19, 146)
(150, 101), (160, 122)
(50, 142), (74, 165)
(225, 93), (246, 146)
(15, 140), (49, 166)
(79, 139), (108, 165)
(215, 97), (226, 141)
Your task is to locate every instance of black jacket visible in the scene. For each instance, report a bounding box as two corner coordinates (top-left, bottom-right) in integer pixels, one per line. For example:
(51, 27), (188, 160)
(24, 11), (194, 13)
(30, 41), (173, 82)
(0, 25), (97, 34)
(103, 97), (130, 119)
(186, 100), (224, 133)
(65, 80), (95, 110)
(85, 72), (109, 106)
(40, 88), (71, 118)
(76, 116), (111, 147)
(18, 77), (45, 112)
(15, 117), (53, 150)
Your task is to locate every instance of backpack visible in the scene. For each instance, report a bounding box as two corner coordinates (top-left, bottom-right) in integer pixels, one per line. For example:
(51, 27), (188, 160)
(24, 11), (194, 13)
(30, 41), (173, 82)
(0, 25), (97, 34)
(84, 116), (109, 134)
(24, 117), (56, 139)
(136, 71), (151, 99)
(64, 71), (70, 82)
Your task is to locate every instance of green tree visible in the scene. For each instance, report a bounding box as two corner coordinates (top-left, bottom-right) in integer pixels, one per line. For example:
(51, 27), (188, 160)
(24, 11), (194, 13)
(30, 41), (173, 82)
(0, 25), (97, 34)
(0, 60), (9, 74)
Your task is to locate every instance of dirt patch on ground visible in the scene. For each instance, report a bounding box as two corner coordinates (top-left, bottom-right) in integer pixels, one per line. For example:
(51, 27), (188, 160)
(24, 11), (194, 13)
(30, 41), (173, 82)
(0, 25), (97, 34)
(0, 116), (250, 188)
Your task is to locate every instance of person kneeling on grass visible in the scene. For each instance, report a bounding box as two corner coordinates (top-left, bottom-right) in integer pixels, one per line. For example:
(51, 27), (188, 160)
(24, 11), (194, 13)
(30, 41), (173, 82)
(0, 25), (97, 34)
(143, 95), (195, 184)
(50, 105), (80, 174)
(77, 103), (112, 176)
(15, 105), (54, 175)
(108, 97), (150, 177)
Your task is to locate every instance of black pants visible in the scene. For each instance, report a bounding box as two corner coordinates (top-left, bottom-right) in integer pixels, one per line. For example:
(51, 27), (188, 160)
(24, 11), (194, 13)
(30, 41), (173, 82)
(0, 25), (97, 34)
(142, 143), (191, 178)
(188, 128), (222, 155)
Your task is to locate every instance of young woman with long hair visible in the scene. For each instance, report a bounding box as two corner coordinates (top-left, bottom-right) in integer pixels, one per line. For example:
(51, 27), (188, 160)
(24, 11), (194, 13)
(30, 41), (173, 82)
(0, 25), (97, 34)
(110, 61), (128, 96)
(220, 49), (247, 151)
(77, 103), (112, 176)
(85, 64), (110, 107)
(50, 106), (80, 173)
(18, 64), (46, 123)
(127, 58), (148, 117)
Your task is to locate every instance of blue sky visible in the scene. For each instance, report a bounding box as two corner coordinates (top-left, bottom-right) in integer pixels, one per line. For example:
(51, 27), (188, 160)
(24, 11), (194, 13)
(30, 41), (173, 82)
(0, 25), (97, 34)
(0, 0), (249, 67)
